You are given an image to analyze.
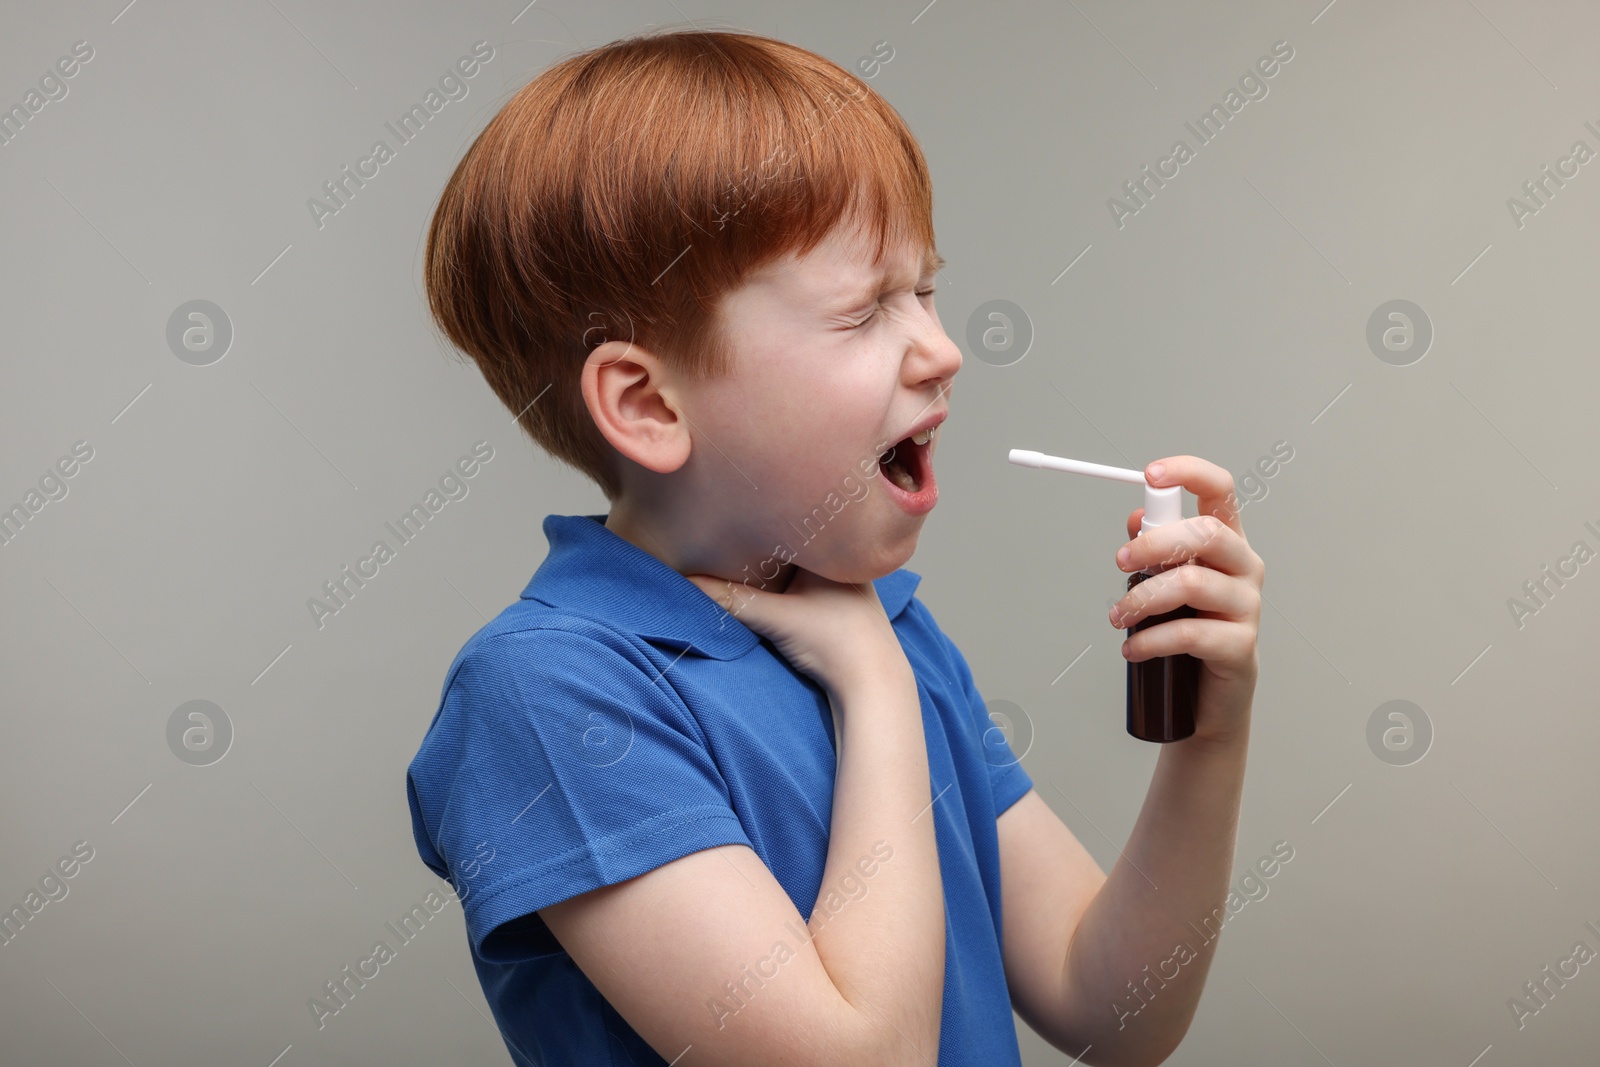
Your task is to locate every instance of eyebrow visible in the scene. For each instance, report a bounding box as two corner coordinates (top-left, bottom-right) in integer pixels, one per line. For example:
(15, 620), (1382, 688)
(832, 248), (948, 311)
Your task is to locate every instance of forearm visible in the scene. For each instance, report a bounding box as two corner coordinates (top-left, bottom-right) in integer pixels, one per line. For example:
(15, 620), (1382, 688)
(1059, 725), (1252, 1066)
(810, 662), (945, 1064)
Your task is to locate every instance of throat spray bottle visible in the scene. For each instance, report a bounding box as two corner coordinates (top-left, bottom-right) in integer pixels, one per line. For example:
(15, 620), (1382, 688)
(1007, 450), (1199, 743)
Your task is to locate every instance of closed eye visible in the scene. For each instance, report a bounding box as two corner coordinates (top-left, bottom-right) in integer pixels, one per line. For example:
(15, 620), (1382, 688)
(851, 288), (937, 329)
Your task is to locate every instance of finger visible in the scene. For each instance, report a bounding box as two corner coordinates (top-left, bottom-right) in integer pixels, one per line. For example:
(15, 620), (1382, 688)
(1125, 507), (1144, 541)
(1144, 455), (1248, 538)
(1120, 514), (1258, 579)
(1109, 563), (1260, 629)
(1124, 616), (1256, 666)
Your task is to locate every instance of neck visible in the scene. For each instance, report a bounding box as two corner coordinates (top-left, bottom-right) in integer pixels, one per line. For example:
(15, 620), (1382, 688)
(603, 495), (798, 592)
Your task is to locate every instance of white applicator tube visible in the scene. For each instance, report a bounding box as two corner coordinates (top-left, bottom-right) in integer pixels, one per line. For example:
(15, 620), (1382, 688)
(1006, 451), (1183, 535)
(1007, 448), (1198, 744)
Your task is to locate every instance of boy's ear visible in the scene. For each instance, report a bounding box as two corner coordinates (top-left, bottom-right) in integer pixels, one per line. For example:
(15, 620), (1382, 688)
(581, 339), (691, 475)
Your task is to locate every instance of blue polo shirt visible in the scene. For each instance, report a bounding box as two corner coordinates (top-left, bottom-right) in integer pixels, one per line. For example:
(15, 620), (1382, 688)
(405, 513), (1034, 1066)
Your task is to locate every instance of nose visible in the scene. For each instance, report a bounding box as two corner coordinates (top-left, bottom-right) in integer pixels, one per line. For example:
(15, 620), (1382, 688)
(908, 306), (963, 388)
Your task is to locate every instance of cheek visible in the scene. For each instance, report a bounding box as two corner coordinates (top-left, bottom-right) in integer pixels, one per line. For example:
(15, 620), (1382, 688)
(774, 408), (882, 502)
(707, 347), (895, 483)
(693, 375), (777, 445)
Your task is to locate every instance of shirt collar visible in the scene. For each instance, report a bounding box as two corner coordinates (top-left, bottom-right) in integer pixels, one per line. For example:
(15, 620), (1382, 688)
(521, 514), (922, 660)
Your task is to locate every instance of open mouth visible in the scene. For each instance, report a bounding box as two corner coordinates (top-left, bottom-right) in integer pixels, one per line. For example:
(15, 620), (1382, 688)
(880, 436), (927, 492)
(878, 425), (938, 512)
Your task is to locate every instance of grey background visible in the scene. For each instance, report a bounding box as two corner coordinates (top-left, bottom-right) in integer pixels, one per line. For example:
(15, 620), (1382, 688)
(3, 1), (1597, 1064)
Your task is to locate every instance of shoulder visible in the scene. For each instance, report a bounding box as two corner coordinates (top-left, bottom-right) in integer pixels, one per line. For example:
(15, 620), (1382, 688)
(406, 605), (707, 830)
(871, 565), (923, 620)
(874, 565), (950, 653)
(442, 600), (668, 696)
(411, 603), (700, 766)
(875, 567), (970, 688)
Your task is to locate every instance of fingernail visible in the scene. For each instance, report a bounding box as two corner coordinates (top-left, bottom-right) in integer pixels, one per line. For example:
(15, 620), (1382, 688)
(1117, 545), (1131, 568)
(1147, 462), (1165, 482)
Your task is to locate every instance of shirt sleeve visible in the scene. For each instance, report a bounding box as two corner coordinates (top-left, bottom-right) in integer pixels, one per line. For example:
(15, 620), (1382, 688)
(903, 602), (1035, 818)
(946, 634), (1036, 818)
(405, 625), (753, 964)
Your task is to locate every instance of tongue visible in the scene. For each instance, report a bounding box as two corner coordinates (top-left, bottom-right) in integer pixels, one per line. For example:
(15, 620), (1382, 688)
(882, 440), (919, 491)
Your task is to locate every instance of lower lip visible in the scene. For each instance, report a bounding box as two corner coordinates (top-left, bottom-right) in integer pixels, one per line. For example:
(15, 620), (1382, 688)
(878, 437), (938, 516)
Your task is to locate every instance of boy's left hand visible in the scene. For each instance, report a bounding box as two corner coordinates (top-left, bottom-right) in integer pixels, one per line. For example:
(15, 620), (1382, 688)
(1107, 455), (1264, 748)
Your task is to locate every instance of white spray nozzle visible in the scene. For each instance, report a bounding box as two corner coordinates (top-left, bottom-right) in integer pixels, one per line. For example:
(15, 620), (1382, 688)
(1008, 449), (1184, 534)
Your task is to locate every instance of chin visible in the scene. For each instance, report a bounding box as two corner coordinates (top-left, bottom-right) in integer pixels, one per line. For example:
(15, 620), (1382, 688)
(815, 530), (920, 585)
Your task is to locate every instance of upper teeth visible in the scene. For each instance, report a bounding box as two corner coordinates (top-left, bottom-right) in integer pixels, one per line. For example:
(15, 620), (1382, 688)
(911, 425), (938, 446)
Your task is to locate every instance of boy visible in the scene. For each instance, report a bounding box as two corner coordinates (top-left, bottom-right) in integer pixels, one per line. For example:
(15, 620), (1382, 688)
(405, 26), (1264, 1067)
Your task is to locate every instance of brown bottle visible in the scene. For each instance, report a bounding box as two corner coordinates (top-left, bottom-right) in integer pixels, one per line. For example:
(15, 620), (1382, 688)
(1006, 448), (1197, 742)
(1125, 564), (1199, 743)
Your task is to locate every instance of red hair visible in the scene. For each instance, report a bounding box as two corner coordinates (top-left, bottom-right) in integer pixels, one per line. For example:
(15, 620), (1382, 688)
(423, 27), (937, 501)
